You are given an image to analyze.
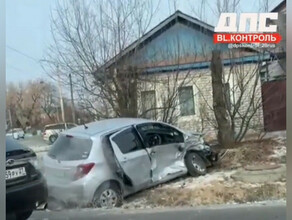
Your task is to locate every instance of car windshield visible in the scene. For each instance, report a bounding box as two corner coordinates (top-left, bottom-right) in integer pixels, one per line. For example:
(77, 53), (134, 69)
(48, 135), (92, 161)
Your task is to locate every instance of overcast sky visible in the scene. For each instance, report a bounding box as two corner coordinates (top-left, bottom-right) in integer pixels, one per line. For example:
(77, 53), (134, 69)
(6, 0), (282, 85)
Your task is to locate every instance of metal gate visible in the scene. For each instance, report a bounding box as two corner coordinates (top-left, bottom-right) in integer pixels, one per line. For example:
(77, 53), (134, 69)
(261, 80), (286, 131)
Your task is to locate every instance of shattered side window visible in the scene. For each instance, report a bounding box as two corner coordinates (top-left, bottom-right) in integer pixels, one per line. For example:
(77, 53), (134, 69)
(137, 123), (184, 146)
(155, 124), (184, 144)
(112, 127), (144, 154)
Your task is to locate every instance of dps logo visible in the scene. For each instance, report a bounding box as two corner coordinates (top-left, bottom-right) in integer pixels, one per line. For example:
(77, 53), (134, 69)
(213, 13), (282, 44)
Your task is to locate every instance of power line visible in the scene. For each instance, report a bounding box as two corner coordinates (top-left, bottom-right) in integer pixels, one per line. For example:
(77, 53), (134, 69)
(6, 45), (40, 63)
(6, 64), (26, 73)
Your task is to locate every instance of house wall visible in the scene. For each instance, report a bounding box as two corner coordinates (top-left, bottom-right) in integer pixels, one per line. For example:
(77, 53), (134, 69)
(139, 63), (264, 137)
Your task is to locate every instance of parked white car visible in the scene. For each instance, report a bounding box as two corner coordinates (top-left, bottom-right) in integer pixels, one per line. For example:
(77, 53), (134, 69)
(6, 128), (25, 140)
(42, 123), (77, 144)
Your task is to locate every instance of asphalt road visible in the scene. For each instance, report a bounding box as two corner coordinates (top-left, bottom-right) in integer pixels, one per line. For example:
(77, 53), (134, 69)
(27, 202), (286, 220)
(18, 135), (47, 147)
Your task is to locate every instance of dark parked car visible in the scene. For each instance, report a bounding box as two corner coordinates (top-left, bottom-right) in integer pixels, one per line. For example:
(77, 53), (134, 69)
(6, 137), (48, 220)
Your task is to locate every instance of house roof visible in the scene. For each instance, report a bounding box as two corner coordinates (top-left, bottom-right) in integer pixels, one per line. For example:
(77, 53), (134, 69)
(102, 10), (215, 70)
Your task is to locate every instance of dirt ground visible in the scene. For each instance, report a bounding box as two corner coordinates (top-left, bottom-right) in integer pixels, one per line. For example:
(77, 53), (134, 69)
(216, 137), (286, 170)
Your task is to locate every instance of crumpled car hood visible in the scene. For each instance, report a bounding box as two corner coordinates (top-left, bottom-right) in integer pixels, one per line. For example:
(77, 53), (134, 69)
(182, 131), (211, 152)
(183, 131), (203, 143)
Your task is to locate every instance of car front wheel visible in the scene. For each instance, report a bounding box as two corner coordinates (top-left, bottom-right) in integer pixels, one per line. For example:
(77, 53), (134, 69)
(185, 152), (207, 177)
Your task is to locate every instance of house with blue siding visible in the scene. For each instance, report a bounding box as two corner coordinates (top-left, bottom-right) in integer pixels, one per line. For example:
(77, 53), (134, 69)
(102, 10), (270, 138)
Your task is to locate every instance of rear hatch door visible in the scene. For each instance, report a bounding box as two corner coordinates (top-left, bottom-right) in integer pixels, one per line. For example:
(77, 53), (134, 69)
(44, 134), (93, 184)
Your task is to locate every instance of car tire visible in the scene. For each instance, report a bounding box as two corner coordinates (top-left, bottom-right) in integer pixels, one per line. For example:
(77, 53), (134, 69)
(15, 210), (33, 220)
(92, 182), (122, 208)
(49, 135), (58, 144)
(185, 152), (207, 177)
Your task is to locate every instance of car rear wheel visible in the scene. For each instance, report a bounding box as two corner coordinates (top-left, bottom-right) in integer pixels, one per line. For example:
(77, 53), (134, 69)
(49, 135), (58, 144)
(185, 152), (207, 177)
(15, 210), (33, 220)
(92, 183), (122, 208)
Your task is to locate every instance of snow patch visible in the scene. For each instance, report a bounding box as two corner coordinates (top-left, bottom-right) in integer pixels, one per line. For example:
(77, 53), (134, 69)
(269, 145), (286, 159)
(163, 170), (237, 189)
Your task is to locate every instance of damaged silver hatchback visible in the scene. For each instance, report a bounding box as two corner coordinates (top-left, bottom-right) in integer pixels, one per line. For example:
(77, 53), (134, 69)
(43, 118), (219, 208)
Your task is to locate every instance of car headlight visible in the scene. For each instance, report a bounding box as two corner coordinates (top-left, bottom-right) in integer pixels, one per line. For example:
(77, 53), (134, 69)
(204, 144), (210, 151)
(29, 157), (41, 170)
(196, 143), (210, 151)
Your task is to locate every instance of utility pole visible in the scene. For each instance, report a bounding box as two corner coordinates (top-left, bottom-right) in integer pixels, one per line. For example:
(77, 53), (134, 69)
(57, 66), (66, 124)
(69, 73), (76, 123)
(56, 106), (60, 122)
(8, 108), (13, 129)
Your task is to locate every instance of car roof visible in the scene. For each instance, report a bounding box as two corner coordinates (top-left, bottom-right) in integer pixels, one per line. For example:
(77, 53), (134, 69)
(63, 118), (154, 137)
(45, 122), (76, 127)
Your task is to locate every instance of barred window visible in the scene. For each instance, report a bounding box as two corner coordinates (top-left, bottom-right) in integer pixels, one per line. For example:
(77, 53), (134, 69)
(178, 86), (195, 116)
(141, 90), (156, 119)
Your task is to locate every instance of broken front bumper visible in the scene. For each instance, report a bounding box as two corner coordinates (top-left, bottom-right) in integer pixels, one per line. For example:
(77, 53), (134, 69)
(202, 143), (228, 165)
(197, 143), (222, 166)
(201, 149), (218, 166)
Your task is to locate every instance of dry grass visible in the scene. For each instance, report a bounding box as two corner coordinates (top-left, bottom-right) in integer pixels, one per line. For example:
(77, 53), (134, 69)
(142, 181), (286, 207)
(216, 138), (283, 170)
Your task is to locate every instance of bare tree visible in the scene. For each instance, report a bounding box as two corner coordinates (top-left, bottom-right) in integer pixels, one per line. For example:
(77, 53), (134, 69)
(225, 50), (264, 142)
(138, 69), (197, 125)
(6, 80), (61, 129)
(39, 81), (58, 122)
(258, 0), (272, 12)
(6, 83), (19, 129)
(136, 31), (210, 126)
(41, 0), (160, 119)
(6, 81), (42, 129)
(211, 50), (234, 147)
(214, 0), (241, 16)
(194, 49), (265, 143)
(189, 0), (208, 22)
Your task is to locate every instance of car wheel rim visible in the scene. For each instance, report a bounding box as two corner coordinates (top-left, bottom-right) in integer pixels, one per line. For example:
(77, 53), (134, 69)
(99, 189), (118, 208)
(51, 136), (56, 143)
(192, 155), (205, 173)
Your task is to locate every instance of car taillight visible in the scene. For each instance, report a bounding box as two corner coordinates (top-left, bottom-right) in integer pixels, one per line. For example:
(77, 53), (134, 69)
(43, 132), (46, 136)
(74, 163), (95, 180)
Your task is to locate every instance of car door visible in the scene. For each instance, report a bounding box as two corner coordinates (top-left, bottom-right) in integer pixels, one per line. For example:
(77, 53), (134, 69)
(109, 126), (152, 189)
(136, 123), (186, 182)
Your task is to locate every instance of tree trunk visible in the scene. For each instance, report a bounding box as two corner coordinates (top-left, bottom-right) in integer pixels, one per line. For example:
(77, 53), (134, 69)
(116, 67), (138, 117)
(210, 50), (234, 148)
